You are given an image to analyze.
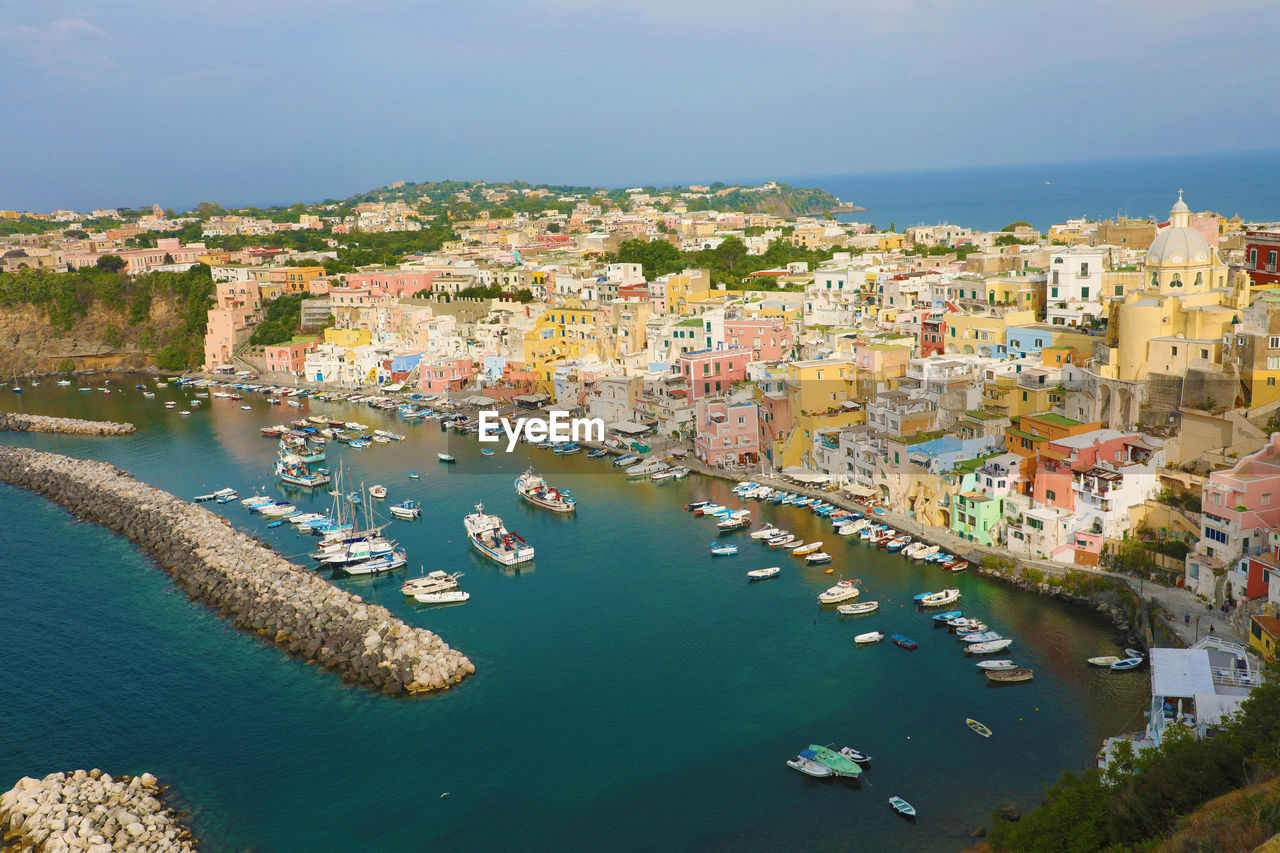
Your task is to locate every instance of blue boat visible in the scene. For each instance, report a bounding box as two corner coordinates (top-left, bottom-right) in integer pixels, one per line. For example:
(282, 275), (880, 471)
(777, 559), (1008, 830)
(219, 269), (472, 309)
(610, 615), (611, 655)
(1110, 657), (1143, 672)
(408, 472), (420, 479)
(588, 448), (609, 458)
(932, 610), (963, 623)
(891, 634), (918, 650)
(710, 542), (738, 556)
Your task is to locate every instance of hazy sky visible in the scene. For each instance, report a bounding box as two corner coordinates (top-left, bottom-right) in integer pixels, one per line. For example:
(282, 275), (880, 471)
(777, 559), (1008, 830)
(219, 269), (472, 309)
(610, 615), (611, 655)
(3, 0), (1277, 211)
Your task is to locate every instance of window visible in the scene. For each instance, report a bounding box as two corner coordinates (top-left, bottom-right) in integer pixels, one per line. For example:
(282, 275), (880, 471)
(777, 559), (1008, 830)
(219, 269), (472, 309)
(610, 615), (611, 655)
(1115, 285), (1124, 297)
(1046, 490), (1056, 501)
(1264, 493), (1272, 506)
(1271, 251), (1278, 272)
(1052, 271), (1059, 285)
(1270, 336), (1280, 350)
(1271, 378), (1277, 387)
(1171, 346), (1178, 356)
(1051, 286), (1059, 298)
(1267, 357), (1280, 370)
(1080, 263), (1089, 277)
(1201, 349), (1209, 360)
(1250, 249), (1258, 268)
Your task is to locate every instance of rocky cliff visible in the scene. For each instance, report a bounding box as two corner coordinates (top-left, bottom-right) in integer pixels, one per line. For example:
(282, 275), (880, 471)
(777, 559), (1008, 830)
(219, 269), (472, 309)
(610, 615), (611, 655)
(0, 292), (184, 374)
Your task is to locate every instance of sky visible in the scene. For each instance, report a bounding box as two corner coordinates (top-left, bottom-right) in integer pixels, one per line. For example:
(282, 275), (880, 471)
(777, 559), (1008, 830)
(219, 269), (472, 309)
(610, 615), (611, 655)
(2, 0), (1279, 212)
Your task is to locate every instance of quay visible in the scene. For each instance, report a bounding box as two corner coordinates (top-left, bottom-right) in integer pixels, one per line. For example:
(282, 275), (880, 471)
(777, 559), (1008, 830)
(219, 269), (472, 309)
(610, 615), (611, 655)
(0, 412), (135, 436)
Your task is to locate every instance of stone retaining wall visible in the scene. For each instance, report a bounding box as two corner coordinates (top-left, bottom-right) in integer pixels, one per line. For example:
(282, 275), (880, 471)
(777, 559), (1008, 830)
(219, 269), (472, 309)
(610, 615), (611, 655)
(0, 413), (135, 436)
(1, 770), (195, 852)
(0, 447), (473, 695)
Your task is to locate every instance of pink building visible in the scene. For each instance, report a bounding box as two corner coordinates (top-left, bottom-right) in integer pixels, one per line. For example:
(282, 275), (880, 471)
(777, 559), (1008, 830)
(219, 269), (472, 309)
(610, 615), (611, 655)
(203, 280), (261, 369)
(1032, 429), (1139, 510)
(724, 318), (792, 361)
(419, 358), (475, 395)
(344, 269), (438, 299)
(694, 399), (761, 467)
(678, 347), (754, 400)
(263, 339), (317, 376)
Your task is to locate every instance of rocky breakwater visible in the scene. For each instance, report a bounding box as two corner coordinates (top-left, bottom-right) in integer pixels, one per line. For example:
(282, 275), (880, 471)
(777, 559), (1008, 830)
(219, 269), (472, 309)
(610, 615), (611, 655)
(1, 770), (195, 852)
(0, 413), (136, 436)
(0, 447), (474, 695)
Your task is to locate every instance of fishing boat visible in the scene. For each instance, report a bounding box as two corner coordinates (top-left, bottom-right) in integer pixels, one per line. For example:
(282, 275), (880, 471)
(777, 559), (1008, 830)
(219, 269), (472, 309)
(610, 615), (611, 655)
(837, 600), (879, 616)
(552, 442), (582, 456)
(276, 455), (331, 488)
(627, 459), (669, 478)
(947, 561), (969, 573)
(817, 580), (860, 604)
(1110, 657), (1144, 672)
(917, 588), (961, 608)
(747, 567), (781, 580)
(463, 502), (534, 566)
(259, 503), (298, 517)
(806, 745), (862, 777)
(414, 590), (470, 605)
(710, 543), (738, 556)
(976, 659), (1017, 671)
(401, 570), (463, 597)
(241, 494), (272, 508)
(438, 453), (456, 463)
(368, 484), (388, 499)
(515, 468), (577, 513)
(791, 541), (823, 557)
(786, 750), (832, 778)
(854, 631), (884, 645)
(389, 499), (421, 520)
(966, 718), (993, 737)
(966, 638), (1014, 655)
(669, 466), (691, 479)
(986, 668), (1034, 684)
(805, 552), (832, 565)
(838, 746), (873, 764)
(889, 797), (916, 819)
(587, 448), (609, 458)
(1087, 655), (1121, 667)
(891, 634), (917, 650)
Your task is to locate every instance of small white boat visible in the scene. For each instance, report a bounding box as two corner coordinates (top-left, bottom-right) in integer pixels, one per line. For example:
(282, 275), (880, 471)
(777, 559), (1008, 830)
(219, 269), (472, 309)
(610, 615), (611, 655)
(368, 485), (388, 499)
(889, 796), (916, 818)
(911, 545), (940, 561)
(438, 453), (456, 463)
(786, 750), (833, 778)
(1087, 655), (1121, 667)
(966, 639), (1014, 655)
(750, 527), (782, 540)
(401, 570), (463, 597)
(791, 541), (823, 556)
(259, 503), (297, 517)
(836, 600), (879, 616)
(976, 659), (1017, 671)
(389, 500), (421, 520)
(710, 543), (738, 556)
(414, 590), (470, 605)
(854, 631), (884, 645)
(747, 567), (781, 580)
(916, 588), (961, 608)
(817, 580), (860, 604)
(805, 552), (832, 565)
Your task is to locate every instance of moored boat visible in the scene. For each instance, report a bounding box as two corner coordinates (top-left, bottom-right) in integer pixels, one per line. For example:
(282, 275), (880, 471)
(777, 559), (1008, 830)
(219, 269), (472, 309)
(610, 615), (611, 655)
(791, 541), (823, 556)
(854, 631), (884, 645)
(1087, 655), (1121, 667)
(368, 484), (388, 499)
(414, 590), (470, 605)
(891, 633), (917, 650)
(889, 796), (916, 818)
(389, 499), (421, 520)
(464, 502), (534, 566)
(837, 600), (879, 616)
(966, 718), (993, 737)
(1110, 657), (1143, 671)
(976, 659), (1017, 670)
(985, 668), (1034, 684)
(438, 453), (456, 463)
(805, 551), (832, 565)
(401, 570), (463, 597)
(966, 638), (1014, 655)
(806, 744), (862, 777)
(838, 747), (873, 764)
(515, 468), (577, 513)
(917, 588), (961, 608)
(710, 543), (738, 556)
(786, 750), (832, 778)
(746, 567), (780, 580)
(817, 580), (860, 604)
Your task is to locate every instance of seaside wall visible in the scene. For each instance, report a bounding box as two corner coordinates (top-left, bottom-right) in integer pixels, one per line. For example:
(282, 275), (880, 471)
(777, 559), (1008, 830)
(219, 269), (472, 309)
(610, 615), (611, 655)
(0, 413), (135, 436)
(0, 446), (473, 695)
(1, 770), (195, 852)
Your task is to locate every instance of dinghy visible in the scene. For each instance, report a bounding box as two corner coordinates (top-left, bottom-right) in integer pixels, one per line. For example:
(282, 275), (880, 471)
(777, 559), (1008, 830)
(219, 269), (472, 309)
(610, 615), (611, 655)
(836, 600), (879, 616)
(1110, 657), (1143, 671)
(966, 718), (992, 737)
(889, 797), (917, 818)
(985, 668), (1034, 684)
(854, 631), (884, 645)
(976, 659), (1017, 670)
(747, 567), (781, 580)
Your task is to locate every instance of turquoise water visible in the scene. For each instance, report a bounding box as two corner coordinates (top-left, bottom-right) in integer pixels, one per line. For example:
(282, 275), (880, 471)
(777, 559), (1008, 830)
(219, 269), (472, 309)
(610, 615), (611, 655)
(0, 378), (1149, 851)
(797, 149), (1280, 231)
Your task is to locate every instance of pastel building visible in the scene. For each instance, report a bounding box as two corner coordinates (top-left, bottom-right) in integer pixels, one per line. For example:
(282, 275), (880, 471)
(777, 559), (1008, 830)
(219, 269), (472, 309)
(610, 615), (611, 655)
(724, 317), (792, 361)
(263, 339), (317, 376)
(694, 399), (761, 467)
(678, 347), (754, 400)
(420, 358), (475, 395)
(203, 280), (261, 370)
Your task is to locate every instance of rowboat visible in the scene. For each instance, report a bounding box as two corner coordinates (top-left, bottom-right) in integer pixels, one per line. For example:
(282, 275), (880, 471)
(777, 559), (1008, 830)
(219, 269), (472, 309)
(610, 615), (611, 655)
(966, 638), (1014, 655)
(854, 631), (884, 645)
(817, 580), (860, 604)
(959, 631), (1004, 644)
(891, 634), (917, 650)
(837, 600), (879, 616)
(889, 796), (917, 818)
(917, 588), (961, 608)
(1110, 657), (1143, 672)
(791, 541), (823, 556)
(976, 659), (1017, 670)
(947, 561), (969, 573)
(786, 750), (832, 778)
(966, 718), (992, 738)
(747, 567), (781, 580)
(986, 668), (1034, 684)
(438, 453), (456, 463)
(1087, 655), (1121, 667)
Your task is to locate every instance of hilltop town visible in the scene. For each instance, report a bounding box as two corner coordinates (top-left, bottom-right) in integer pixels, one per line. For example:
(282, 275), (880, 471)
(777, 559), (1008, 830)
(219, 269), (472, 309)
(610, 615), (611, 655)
(5, 181), (1280, 663)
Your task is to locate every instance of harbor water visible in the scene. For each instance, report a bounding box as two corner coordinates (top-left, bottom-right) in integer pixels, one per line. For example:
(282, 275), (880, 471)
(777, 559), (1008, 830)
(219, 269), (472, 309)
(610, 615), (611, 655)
(0, 378), (1149, 852)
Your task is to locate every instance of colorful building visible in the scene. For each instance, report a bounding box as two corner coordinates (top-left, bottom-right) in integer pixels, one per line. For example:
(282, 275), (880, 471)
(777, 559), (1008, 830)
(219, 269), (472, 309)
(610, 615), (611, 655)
(694, 399), (761, 467)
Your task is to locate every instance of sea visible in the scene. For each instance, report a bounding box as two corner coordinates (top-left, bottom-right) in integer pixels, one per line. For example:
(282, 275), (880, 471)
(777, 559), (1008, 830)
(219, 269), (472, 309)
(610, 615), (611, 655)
(788, 149), (1280, 232)
(0, 379), (1151, 852)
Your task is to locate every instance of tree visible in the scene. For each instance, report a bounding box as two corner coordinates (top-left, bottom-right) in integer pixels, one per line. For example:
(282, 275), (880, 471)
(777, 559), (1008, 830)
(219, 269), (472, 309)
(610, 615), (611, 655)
(195, 202), (225, 218)
(96, 254), (125, 273)
(713, 237), (748, 271)
(1003, 221), (1031, 232)
(1112, 536), (1155, 575)
(514, 288), (534, 303)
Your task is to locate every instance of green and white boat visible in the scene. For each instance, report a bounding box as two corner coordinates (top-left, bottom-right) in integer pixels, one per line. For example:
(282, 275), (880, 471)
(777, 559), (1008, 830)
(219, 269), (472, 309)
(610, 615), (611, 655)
(806, 745), (863, 777)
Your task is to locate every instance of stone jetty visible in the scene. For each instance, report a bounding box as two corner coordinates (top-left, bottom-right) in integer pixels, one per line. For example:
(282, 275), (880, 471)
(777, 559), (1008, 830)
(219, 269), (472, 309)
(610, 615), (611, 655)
(0, 447), (474, 695)
(1, 770), (196, 852)
(0, 413), (135, 436)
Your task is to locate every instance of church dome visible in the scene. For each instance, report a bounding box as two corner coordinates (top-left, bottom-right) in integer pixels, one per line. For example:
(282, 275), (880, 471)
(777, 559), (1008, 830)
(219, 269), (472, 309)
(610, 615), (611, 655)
(1145, 192), (1210, 267)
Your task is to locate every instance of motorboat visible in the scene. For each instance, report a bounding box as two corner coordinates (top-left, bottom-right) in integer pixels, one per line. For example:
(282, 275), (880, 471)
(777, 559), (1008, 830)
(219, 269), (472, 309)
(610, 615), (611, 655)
(931, 610), (963, 623)
(464, 502), (534, 566)
(966, 639), (1014, 655)
(986, 668), (1034, 684)
(669, 465), (691, 479)
(837, 600), (879, 616)
(408, 472), (420, 479)
(276, 455), (331, 488)
(889, 797), (916, 818)
(1087, 655), (1121, 667)
(342, 549), (408, 576)
(806, 745), (862, 777)
(1110, 657), (1144, 672)
(389, 500), (421, 520)
(368, 485), (388, 499)
(627, 459), (669, 478)
(613, 454), (639, 467)
(916, 588), (961, 608)
(839, 747), (872, 764)
(1124, 647), (1146, 659)
(515, 469), (577, 513)
(976, 659), (1017, 670)
(959, 631), (1004, 644)
(401, 570), (463, 597)
(805, 552), (832, 565)
(414, 590), (470, 605)
(747, 567), (781, 580)
(891, 634), (917, 650)
(750, 527), (782, 540)
(769, 535), (801, 549)
(786, 750), (832, 778)
(710, 543), (738, 556)
(911, 545), (940, 561)
(717, 514), (752, 532)
(438, 453), (456, 463)
(854, 631), (884, 645)
(791, 541), (823, 557)
(817, 580), (860, 604)
(259, 503), (297, 517)
(966, 718), (992, 737)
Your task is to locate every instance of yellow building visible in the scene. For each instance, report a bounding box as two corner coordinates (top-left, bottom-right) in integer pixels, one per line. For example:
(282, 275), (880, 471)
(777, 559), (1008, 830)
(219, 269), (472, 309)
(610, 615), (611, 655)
(521, 304), (600, 392)
(324, 328), (372, 348)
(878, 233), (906, 251)
(946, 309), (1035, 356)
(771, 359), (866, 468)
(1250, 614), (1280, 663)
(664, 269), (715, 314)
(980, 376), (1062, 419)
(284, 266), (325, 294)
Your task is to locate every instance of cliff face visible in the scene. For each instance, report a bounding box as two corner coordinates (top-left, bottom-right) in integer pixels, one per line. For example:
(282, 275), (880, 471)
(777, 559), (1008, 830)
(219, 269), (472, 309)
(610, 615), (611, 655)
(0, 292), (184, 373)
